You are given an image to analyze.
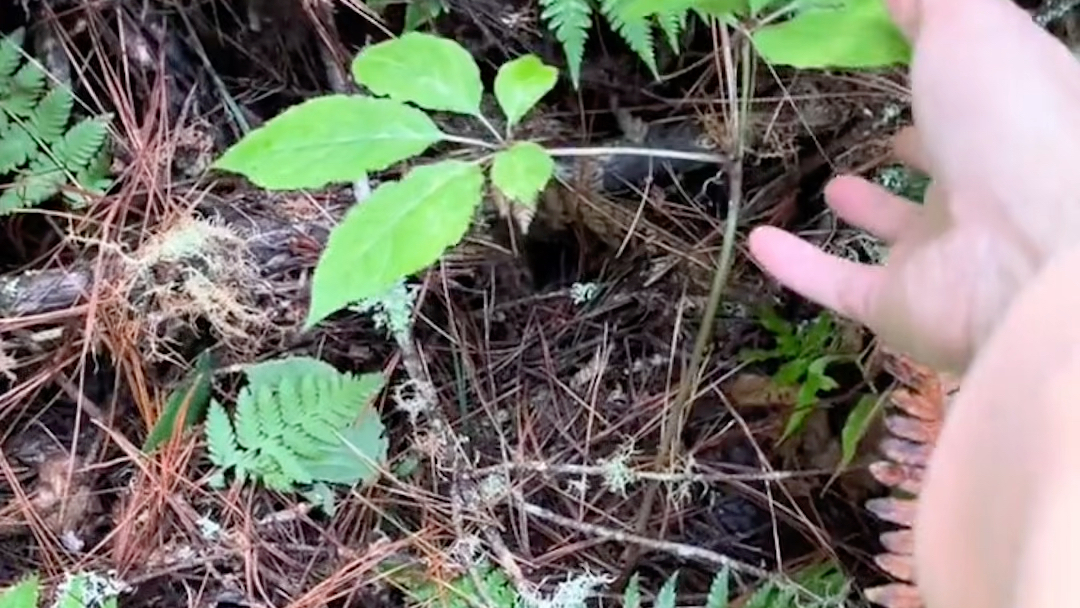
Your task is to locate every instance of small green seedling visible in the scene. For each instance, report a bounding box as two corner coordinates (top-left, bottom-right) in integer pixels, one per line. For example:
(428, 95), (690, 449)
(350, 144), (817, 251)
(740, 308), (850, 442)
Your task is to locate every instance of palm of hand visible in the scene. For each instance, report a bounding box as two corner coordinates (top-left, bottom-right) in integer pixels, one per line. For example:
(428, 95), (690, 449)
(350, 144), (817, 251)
(749, 0), (1080, 374)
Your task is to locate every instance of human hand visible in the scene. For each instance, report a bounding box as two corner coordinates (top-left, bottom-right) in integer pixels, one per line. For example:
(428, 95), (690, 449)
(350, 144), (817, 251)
(748, 0), (1080, 373)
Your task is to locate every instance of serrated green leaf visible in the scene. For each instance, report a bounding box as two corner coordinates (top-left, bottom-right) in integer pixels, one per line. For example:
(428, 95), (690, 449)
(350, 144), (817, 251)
(752, 0), (911, 69)
(601, 0), (660, 77)
(0, 156), (66, 213)
(494, 55), (558, 130)
(205, 399), (242, 469)
(352, 32), (483, 116)
(143, 350), (215, 452)
(490, 141), (554, 207)
(655, 571), (679, 608)
(255, 383), (286, 440)
(839, 393), (882, 470)
(0, 574), (39, 608)
(31, 85), (72, 142)
(0, 28), (26, 85)
(56, 115), (109, 172)
(213, 95), (444, 190)
(264, 436), (313, 487)
(623, 572), (642, 608)
(706, 568), (730, 608)
(0, 123), (33, 174)
(539, 0), (593, 89)
(234, 386), (262, 450)
(304, 409), (387, 485)
(307, 160), (485, 327)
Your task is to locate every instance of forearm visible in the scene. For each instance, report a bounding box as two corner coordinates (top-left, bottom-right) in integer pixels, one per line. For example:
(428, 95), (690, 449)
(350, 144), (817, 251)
(914, 243), (1080, 608)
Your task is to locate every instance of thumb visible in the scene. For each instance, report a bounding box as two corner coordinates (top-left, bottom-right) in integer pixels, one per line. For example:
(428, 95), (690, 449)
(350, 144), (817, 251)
(884, 0), (922, 41)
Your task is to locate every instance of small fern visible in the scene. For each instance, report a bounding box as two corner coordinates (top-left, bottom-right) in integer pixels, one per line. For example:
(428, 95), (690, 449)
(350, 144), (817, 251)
(204, 356), (388, 493)
(0, 27), (112, 214)
(538, 0), (690, 87)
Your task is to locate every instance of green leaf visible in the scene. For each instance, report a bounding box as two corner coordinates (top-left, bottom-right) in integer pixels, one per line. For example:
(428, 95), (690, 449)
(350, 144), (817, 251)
(752, 0), (911, 69)
(779, 402), (814, 443)
(352, 32), (484, 116)
(494, 55), (558, 130)
(620, 0), (747, 19)
(706, 568), (730, 608)
(539, 0), (593, 89)
(307, 160), (484, 326)
(623, 572), (642, 608)
(143, 350), (214, 452)
(0, 575), (39, 608)
(490, 141), (554, 207)
(304, 409), (388, 486)
(205, 399), (242, 470)
(839, 393), (882, 470)
(655, 571), (679, 608)
(213, 95), (443, 190)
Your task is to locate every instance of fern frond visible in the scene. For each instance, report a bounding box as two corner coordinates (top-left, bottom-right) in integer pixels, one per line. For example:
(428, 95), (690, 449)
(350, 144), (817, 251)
(655, 9), (687, 53)
(600, 0), (660, 77)
(705, 568), (730, 608)
(263, 437), (313, 486)
(31, 86), (73, 143)
(539, 0), (593, 89)
(0, 28), (25, 87)
(654, 571), (679, 608)
(0, 156), (65, 213)
(55, 116), (108, 172)
(205, 356), (388, 495)
(623, 573), (641, 608)
(205, 399), (242, 469)
(254, 382), (287, 440)
(0, 123), (33, 174)
(233, 386), (263, 450)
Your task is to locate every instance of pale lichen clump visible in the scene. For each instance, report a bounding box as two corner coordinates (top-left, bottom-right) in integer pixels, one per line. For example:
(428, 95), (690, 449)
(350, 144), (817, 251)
(121, 215), (269, 361)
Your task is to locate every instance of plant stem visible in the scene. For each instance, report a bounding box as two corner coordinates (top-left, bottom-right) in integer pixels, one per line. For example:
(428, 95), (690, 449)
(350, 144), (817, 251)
(616, 22), (751, 587)
(474, 113), (505, 144)
(548, 146), (728, 164)
(440, 132), (500, 150)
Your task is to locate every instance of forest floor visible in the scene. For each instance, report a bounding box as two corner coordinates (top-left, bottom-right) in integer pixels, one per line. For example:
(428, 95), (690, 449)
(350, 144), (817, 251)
(0, 1), (1052, 607)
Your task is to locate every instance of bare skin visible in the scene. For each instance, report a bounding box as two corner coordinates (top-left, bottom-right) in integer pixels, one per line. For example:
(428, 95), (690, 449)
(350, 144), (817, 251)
(747, 0), (1080, 606)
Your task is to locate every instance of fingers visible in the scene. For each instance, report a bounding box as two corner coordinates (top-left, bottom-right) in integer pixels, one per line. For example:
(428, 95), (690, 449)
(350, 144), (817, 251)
(892, 127), (931, 174)
(747, 226), (886, 325)
(825, 175), (922, 242)
(884, 0), (921, 42)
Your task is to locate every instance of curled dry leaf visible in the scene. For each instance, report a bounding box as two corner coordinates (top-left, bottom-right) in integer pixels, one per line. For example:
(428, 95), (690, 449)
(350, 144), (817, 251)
(864, 349), (958, 608)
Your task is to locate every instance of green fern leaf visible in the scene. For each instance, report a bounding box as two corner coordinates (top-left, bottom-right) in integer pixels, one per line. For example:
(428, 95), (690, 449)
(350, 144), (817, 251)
(233, 386), (263, 450)
(264, 437), (313, 487)
(539, 0), (593, 89)
(277, 375), (333, 458)
(623, 572), (641, 608)
(655, 9), (687, 53)
(654, 571), (679, 608)
(205, 399), (242, 469)
(0, 29), (25, 87)
(55, 116), (108, 172)
(0, 156), (65, 212)
(602, 0), (660, 77)
(705, 568), (730, 608)
(0, 123), (33, 174)
(254, 382), (287, 440)
(31, 86), (73, 143)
